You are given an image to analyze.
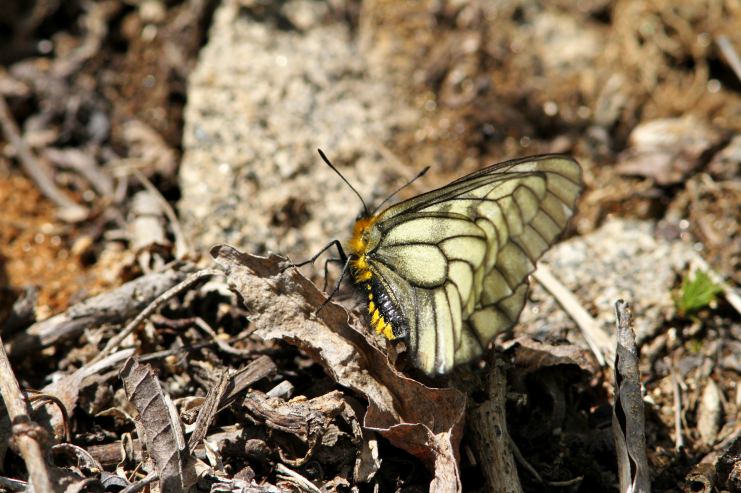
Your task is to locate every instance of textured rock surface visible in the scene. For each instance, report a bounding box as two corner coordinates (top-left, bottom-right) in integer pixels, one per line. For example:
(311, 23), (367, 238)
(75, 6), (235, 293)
(179, 0), (416, 260)
(521, 219), (697, 344)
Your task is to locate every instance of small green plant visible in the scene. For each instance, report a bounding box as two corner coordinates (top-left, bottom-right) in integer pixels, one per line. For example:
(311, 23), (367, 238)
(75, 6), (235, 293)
(675, 270), (723, 317)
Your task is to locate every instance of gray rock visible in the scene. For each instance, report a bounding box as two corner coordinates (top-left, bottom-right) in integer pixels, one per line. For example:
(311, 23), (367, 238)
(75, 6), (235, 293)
(179, 0), (416, 260)
(521, 219), (696, 343)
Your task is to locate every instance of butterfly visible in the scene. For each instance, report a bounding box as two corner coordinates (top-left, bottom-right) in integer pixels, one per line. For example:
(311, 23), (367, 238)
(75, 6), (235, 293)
(307, 152), (582, 376)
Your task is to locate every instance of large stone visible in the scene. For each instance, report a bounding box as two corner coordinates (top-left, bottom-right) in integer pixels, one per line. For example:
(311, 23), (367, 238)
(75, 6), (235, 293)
(179, 0), (416, 260)
(521, 219), (697, 343)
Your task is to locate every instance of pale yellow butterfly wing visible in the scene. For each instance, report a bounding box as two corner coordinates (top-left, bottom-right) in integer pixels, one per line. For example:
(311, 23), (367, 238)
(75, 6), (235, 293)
(366, 155), (581, 375)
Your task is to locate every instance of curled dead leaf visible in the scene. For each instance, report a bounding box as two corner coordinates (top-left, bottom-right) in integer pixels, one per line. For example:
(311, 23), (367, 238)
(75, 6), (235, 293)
(211, 245), (466, 492)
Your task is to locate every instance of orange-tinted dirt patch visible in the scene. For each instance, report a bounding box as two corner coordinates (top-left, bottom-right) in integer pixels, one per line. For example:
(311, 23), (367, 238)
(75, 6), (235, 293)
(0, 173), (95, 315)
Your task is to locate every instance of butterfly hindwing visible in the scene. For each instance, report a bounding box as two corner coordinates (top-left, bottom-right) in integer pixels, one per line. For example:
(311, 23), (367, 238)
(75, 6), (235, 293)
(358, 155), (581, 375)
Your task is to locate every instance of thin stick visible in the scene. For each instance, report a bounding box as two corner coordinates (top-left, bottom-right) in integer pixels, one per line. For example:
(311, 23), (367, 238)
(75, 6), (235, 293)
(93, 268), (222, 362)
(0, 335), (55, 492)
(0, 476), (28, 490)
(510, 434), (584, 487)
(467, 357), (523, 492)
(0, 94), (88, 222)
(136, 333), (254, 363)
(671, 368), (685, 451)
(131, 168), (191, 259)
(28, 393), (71, 442)
(716, 36), (741, 83)
(275, 463), (323, 493)
(120, 471), (158, 493)
(533, 264), (613, 367)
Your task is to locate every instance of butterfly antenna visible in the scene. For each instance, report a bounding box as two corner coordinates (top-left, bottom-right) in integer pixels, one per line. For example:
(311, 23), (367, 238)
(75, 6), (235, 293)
(371, 165), (430, 215)
(317, 149), (370, 217)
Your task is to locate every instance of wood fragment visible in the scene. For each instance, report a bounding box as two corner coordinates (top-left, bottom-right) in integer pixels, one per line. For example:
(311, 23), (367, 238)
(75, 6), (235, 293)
(219, 356), (277, 410)
(85, 439), (145, 468)
(5, 270), (189, 359)
(275, 463), (322, 493)
(716, 431), (741, 490)
(468, 357), (523, 493)
(696, 378), (722, 446)
(188, 369), (229, 449)
(242, 390), (345, 467)
(267, 381), (295, 399)
(0, 334), (55, 492)
(672, 369), (685, 451)
(683, 462), (715, 493)
(128, 190), (170, 255)
(86, 426), (253, 468)
(612, 300), (651, 493)
(132, 168), (191, 259)
(177, 356), (277, 425)
(0, 475), (28, 491)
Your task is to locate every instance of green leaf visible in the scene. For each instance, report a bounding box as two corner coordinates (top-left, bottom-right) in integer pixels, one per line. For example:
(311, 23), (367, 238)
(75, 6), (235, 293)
(676, 270), (723, 317)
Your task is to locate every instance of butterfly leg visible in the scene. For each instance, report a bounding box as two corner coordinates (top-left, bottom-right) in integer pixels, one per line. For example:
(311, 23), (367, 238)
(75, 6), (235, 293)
(321, 257), (345, 292)
(316, 256), (352, 314)
(282, 239), (348, 272)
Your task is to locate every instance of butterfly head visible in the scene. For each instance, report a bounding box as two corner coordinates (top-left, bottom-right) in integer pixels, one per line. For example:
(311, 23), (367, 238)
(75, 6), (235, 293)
(348, 215), (380, 263)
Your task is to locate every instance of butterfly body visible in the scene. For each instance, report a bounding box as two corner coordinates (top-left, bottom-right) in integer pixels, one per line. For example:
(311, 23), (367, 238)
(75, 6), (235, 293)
(341, 154), (581, 376)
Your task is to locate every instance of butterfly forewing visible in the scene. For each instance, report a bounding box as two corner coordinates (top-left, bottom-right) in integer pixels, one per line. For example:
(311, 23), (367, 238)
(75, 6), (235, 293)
(363, 155), (581, 375)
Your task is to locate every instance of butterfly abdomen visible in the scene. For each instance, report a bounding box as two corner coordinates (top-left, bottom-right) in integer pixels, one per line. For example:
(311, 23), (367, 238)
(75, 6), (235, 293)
(349, 215), (407, 342)
(368, 278), (408, 340)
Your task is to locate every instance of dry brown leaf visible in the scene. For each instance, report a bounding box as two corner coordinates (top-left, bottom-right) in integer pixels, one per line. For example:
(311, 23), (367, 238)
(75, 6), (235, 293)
(212, 245), (465, 492)
(500, 336), (600, 375)
(616, 116), (724, 185)
(120, 357), (196, 493)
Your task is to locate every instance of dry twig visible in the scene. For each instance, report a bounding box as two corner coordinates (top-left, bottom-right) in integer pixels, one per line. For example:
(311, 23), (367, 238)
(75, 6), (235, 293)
(0, 335), (55, 492)
(467, 358), (523, 492)
(716, 36), (741, 83)
(6, 270), (189, 359)
(275, 463), (322, 493)
(94, 268), (222, 362)
(533, 264), (614, 367)
(0, 94), (88, 222)
(132, 168), (191, 259)
(672, 368), (685, 451)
